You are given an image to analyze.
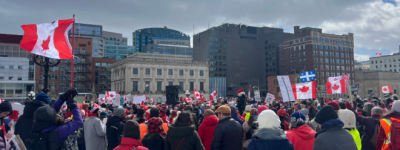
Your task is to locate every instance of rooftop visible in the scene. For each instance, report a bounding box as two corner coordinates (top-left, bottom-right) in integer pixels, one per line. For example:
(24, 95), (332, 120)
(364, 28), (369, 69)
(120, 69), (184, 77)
(112, 53), (207, 67)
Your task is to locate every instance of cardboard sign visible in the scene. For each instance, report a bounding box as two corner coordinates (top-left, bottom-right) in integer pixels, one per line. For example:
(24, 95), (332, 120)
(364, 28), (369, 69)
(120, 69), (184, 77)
(277, 76), (296, 102)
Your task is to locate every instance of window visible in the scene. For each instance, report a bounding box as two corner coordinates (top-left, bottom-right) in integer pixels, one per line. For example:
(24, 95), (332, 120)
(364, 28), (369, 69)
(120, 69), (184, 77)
(190, 82), (194, 91)
(168, 81), (173, 86)
(9, 77), (13, 80)
(179, 70), (184, 76)
(9, 65), (13, 69)
(190, 70), (194, 76)
(200, 70), (204, 76)
(17, 77), (22, 81)
(145, 68), (150, 75)
(133, 68), (138, 74)
(157, 69), (162, 75)
(17, 65), (23, 69)
(95, 63), (100, 67)
(157, 81), (162, 91)
(168, 69), (173, 75)
(0, 77), (3, 81)
(93, 53), (97, 57)
(145, 81), (150, 91)
(179, 82), (184, 91)
(0, 65), (4, 69)
(210, 55), (214, 59)
(200, 82), (204, 91)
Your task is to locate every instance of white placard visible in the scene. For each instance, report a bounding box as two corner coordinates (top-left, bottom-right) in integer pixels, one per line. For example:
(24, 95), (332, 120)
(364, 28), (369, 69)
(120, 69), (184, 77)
(254, 90), (261, 101)
(133, 95), (147, 104)
(266, 93), (275, 101)
(114, 94), (121, 106)
(277, 75), (296, 102)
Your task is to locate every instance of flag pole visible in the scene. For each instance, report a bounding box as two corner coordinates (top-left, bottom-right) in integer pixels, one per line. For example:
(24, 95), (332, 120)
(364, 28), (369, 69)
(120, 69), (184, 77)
(71, 14), (75, 90)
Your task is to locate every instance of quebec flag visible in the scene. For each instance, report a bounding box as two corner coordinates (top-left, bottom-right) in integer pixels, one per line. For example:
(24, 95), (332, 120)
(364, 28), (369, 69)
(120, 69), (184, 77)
(300, 71), (316, 82)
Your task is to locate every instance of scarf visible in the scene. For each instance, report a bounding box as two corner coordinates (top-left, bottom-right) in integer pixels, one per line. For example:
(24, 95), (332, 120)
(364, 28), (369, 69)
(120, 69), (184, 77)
(88, 113), (98, 117)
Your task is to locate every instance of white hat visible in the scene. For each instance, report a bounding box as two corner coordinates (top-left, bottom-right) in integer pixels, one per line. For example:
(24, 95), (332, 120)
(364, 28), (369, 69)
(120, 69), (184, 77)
(245, 105), (252, 111)
(258, 110), (281, 129)
(338, 109), (356, 128)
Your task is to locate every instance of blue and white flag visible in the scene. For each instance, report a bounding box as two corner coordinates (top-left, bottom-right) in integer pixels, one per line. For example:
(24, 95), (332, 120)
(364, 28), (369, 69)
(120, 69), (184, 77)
(300, 71), (316, 82)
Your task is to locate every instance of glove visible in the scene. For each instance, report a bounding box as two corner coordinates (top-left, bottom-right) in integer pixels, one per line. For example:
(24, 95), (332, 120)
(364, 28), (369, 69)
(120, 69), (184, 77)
(66, 97), (77, 110)
(60, 89), (78, 102)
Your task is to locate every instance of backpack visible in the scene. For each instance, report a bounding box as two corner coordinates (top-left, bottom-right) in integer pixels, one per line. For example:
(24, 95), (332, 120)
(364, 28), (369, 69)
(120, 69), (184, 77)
(370, 122), (380, 147)
(389, 119), (400, 150)
(245, 122), (258, 139)
(25, 130), (51, 150)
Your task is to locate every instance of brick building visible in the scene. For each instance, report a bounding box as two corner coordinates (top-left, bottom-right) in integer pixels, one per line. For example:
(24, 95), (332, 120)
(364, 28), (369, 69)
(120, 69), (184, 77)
(279, 26), (355, 98)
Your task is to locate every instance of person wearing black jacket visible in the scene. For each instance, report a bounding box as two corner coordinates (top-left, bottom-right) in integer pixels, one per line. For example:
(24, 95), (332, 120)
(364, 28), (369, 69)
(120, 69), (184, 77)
(211, 105), (243, 150)
(106, 107), (126, 150)
(15, 92), (49, 144)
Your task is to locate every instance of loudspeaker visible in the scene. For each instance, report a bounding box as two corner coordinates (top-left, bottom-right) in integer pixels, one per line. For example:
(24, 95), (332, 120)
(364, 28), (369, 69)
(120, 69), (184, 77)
(166, 85), (179, 105)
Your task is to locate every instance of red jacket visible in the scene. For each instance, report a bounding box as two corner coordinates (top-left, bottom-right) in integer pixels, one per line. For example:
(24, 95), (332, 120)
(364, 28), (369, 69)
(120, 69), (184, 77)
(286, 124), (316, 150)
(198, 115), (218, 150)
(376, 115), (400, 150)
(113, 137), (148, 150)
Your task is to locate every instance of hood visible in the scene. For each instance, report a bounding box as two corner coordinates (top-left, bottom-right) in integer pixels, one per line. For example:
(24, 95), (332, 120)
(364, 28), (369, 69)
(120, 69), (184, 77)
(253, 128), (287, 140)
(23, 100), (46, 117)
(291, 124), (316, 140)
(321, 118), (344, 130)
(251, 129), (292, 149)
(167, 124), (195, 138)
(106, 116), (123, 126)
(202, 115), (218, 127)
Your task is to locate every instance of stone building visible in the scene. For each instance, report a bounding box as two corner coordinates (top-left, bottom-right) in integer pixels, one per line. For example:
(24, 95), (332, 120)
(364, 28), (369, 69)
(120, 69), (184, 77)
(355, 70), (400, 98)
(111, 53), (209, 103)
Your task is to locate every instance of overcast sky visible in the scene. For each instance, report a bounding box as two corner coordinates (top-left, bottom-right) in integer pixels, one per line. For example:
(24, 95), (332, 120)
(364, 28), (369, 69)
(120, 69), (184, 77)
(0, 0), (399, 61)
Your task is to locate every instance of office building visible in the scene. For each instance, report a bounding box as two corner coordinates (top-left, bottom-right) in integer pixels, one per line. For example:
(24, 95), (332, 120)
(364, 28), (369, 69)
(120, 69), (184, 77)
(111, 53), (209, 102)
(280, 26), (355, 98)
(143, 44), (193, 58)
(69, 23), (102, 38)
(102, 31), (128, 46)
(133, 27), (190, 52)
(355, 61), (371, 70)
(355, 70), (400, 98)
(193, 23), (293, 97)
(369, 49), (400, 73)
(104, 45), (136, 61)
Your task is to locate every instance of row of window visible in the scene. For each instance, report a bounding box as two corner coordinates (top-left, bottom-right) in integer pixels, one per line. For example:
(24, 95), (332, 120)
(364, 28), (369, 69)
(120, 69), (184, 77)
(209, 61), (227, 65)
(313, 65), (353, 71)
(130, 68), (203, 76)
(93, 39), (103, 44)
(290, 59), (307, 64)
(209, 37), (226, 42)
(209, 49), (227, 53)
(0, 76), (22, 81)
(102, 37), (126, 42)
(209, 43), (227, 48)
(93, 49), (103, 53)
(374, 64), (400, 68)
(290, 38), (306, 45)
(129, 81), (204, 92)
(312, 37), (353, 45)
(95, 63), (112, 67)
(313, 58), (353, 64)
(209, 68), (226, 72)
(313, 51), (353, 58)
(93, 53), (103, 57)
(209, 55), (226, 59)
(290, 52), (307, 58)
(156, 40), (187, 45)
(371, 58), (400, 64)
(0, 65), (23, 69)
(312, 44), (353, 51)
(39, 74), (58, 80)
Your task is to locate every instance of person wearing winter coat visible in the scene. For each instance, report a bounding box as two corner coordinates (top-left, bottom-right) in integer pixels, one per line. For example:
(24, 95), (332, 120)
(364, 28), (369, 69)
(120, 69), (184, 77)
(165, 111), (205, 150)
(313, 106), (357, 150)
(338, 109), (361, 150)
(185, 106), (199, 131)
(230, 106), (244, 125)
(198, 110), (218, 150)
(286, 111), (316, 150)
(15, 92), (49, 144)
(84, 106), (106, 150)
(247, 110), (294, 150)
(142, 117), (166, 150)
(77, 109), (86, 150)
(242, 109), (258, 149)
(114, 120), (148, 150)
(28, 89), (84, 150)
(106, 107), (127, 150)
(376, 100), (400, 150)
(0, 101), (12, 149)
(211, 105), (243, 150)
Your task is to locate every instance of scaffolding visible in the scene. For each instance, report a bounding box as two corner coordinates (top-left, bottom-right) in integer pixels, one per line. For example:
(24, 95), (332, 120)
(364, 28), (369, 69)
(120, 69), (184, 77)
(96, 64), (112, 94)
(60, 49), (92, 93)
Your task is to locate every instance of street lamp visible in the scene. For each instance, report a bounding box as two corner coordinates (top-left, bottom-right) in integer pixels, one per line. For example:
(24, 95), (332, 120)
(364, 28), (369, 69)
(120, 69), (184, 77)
(28, 91), (35, 100)
(185, 90), (190, 98)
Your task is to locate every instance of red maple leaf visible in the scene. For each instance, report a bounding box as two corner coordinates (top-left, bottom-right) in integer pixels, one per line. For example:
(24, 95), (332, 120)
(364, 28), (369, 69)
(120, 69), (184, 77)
(332, 84), (340, 91)
(110, 94), (114, 97)
(41, 36), (51, 54)
(383, 88), (388, 91)
(195, 93), (199, 97)
(334, 78), (338, 81)
(299, 85), (309, 93)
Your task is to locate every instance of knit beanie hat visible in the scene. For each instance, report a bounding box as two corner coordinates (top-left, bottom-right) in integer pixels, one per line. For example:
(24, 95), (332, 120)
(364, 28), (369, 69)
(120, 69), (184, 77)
(258, 110), (281, 129)
(277, 109), (287, 117)
(257, 105), (268, 114)
(123, 120), (141, 140)
(113, 107), (126, 117)
(35, 93), (51, 104)
(327, 101), (340, 110)
(150, 107), (160, 118)
(136, 109), (145, 119)
(338, 109), (356, 128)
(371, 107), (383, 116)
(290, 111), (306, 128)
(0, 101), (12, 114)
(245, 105), (252, 111)
(345, 101), (352, 109)
(33, 106), (57, 128)
(300, 108), (309, 116)
(100, 111), (107, 118)
(392, 100), (400, 113)
(315, 106), (339, 124)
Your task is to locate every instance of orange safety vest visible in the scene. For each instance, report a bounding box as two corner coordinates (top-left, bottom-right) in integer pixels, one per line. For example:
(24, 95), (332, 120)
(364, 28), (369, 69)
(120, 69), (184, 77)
(379, 117), (400, 150)
(139, 123), (147, 142)
(163, 123), (169, 133)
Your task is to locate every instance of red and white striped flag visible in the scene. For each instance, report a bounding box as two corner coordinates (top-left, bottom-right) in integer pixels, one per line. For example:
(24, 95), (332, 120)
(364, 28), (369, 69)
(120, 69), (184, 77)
(20, 19), (74, 59)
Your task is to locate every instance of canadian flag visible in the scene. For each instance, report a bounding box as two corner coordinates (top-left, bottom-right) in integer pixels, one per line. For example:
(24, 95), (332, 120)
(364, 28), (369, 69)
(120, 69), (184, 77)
(106, 91), (116, 104)
(151, 98), (154, 103)
(193, 89), (201, 99)
(99, 98), (106, 104)
(124, 94), (127, 104)
(208, 101), (212, 106)
(211, 90), (217, 100)
(376, 53), (382, 56)
(292, 80), (317, 99)
(0, 99), (4, 103)
(20, 19), (74, 59)
(381, 85), (393, 93)
(326, 75), (348, 94)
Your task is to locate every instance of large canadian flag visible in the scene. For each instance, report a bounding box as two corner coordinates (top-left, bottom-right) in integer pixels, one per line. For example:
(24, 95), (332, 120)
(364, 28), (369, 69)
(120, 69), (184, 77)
(326, 75), (348, 94)
(193, 89), (201, 99)
(106, 91), (117, 104)
(381, 85), (393, 93)
(292, 80), (317, 99)
(211, 90), (217, 100)
(20, 19), (74, 59)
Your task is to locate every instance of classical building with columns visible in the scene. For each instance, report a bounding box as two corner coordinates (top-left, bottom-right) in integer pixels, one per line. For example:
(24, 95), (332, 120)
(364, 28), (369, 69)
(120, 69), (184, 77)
(111, 53), (209, 103)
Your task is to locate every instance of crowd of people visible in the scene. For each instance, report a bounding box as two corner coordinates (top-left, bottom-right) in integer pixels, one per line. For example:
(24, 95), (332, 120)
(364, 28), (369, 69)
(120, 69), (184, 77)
(0, 88), (399, 150)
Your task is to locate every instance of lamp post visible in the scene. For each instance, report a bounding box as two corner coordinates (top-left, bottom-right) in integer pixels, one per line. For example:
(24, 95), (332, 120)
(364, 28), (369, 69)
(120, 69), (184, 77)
(29, 55), (60, 94)
(185, 90), (190, 98)
(28, 91), (35, 101)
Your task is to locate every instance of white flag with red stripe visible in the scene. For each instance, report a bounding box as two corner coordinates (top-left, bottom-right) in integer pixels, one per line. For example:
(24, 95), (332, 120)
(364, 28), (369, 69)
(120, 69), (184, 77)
(326, 75), (348, 94)
(292, 80), (317, 99)
(20, 19), (74, 59)
(381, 85), (393, 93)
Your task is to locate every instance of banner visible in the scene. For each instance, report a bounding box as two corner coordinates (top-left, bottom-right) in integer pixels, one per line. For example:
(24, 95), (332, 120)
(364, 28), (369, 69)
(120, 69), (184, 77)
(266, 93), (275, 102)
(254, 90), (261, 101)
(133, 95), (147, 104)
(277, 76), (296, 102)
(114, 94), (121, 106)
